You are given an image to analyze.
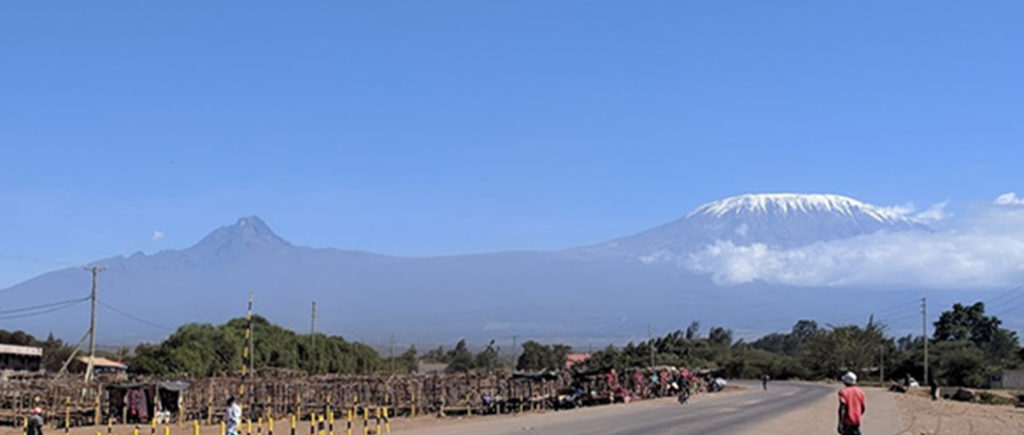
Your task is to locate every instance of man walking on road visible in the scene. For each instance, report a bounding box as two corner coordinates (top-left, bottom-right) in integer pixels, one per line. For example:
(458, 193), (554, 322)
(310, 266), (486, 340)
(837, 372), (866, 435)
(761, 374), (770, 391)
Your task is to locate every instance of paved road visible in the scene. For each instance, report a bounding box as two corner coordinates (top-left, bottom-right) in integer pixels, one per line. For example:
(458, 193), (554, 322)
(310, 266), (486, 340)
(402, 381), (835, 435)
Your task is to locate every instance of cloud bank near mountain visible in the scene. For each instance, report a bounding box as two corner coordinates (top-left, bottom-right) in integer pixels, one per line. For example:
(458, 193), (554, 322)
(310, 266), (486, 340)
(685, 195), (1024, 289)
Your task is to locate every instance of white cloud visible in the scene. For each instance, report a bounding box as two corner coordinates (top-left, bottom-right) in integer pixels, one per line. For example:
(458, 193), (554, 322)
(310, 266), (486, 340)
(995, 192), (1024, 206)
(682, 204), (1024, 289)
(879, 202), (915, 216)
(152, 230), (165, 241)
(913, 201), (951, 223)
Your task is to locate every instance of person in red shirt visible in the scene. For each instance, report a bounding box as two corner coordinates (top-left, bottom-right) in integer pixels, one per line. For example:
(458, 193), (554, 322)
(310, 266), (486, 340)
(838, 371), (866, 435)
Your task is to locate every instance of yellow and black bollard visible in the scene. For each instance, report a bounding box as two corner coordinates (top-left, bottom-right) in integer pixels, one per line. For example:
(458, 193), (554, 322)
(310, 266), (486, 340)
(361, 409), (368, 435)
(373, 408), (380, 435)
(65, 398), (71, 435)
(382, 408), (390, 435)
(134, 426), (140, 435)
(220, 422), (226, 435)
(269, 417), (275, 435)
(345, 410), (352, 435)
(151, 418), (157, 435)
(289, 415), (296, 435)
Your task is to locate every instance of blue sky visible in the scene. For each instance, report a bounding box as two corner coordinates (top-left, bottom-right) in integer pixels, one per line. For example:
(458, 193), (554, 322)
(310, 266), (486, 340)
(2, 1), (1023, 288)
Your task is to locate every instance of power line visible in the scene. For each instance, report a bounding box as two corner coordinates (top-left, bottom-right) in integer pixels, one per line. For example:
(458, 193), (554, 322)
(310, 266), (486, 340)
(984, 282), (1024, 305)
(0, 298), (88, 320)
(96, 299), (173, 331)
(0, 296), (90, 314)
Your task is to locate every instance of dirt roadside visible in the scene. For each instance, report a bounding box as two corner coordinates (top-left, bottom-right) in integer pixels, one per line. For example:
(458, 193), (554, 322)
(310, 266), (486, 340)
(896, 391), (1024, 434)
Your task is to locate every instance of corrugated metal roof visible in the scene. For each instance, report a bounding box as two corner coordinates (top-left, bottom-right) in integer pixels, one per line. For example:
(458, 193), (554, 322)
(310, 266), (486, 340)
(0, 344), (43, 357)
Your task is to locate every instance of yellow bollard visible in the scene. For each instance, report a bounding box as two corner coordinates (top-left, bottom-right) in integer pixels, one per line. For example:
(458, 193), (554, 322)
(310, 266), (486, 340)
(318, 415), (324, 435)
(410, 393), (416, 419)
(164, 426), (170, 435)
(361, 409), (368, 435)
(289, 415), (296, 435)
(257, 418), (263, 435)
(308, 414), (315, 435)
(220, 422), (226, 435)
(152, 418), (158, 435)
(374, 408), (380, 435)
(269, 418), (275, 435)
(382, 408), (389, 434)
(247, 419), (253, 435)
(345, 410), (352, 435)
(134, 426), (140, 435)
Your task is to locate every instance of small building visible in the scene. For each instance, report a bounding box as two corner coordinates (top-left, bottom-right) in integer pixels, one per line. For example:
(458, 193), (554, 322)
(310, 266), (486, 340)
(71, 356), (128, 378)
(565, 353), (591, 369)
(0, 344), (43, 372)
(990, 370), (1024, 389)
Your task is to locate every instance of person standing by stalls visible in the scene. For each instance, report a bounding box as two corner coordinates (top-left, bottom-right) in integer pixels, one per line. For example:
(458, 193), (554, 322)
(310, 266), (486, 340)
(26, 408), (44, 435)
(837, 372), (866, 435)
(225, 397), (242, 435)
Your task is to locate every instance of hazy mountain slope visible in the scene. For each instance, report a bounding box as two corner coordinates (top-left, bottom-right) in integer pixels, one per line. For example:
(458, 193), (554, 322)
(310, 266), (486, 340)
(1, 194), (944, 345)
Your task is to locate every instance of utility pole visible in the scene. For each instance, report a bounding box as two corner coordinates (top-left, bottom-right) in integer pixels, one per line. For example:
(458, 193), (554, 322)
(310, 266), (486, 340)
(922, 297), (928, 384)
(647, 324), (655, 367)
(879, 346), (885, 384)
(83, 266), (106, 383)
(246, 293), (254, 375)
(389, 334), (396, 375)
(311, 301), (317, 348)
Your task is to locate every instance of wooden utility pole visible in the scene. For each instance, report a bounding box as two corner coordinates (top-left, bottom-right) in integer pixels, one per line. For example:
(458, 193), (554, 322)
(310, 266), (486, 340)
(243, 292), (251, 374)
(311, 301), (317, 347)
(84, 265), (106, 383)
(647, 324), (655, 367)
(879, 346), (885, 383)
(922, 297), (928, 384)
(389, 334), (396, 375)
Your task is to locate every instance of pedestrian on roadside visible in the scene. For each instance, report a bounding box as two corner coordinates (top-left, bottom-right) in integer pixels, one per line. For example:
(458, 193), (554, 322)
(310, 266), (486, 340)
(837, 372), (866, 435)
(26, 407), (44, 435)
(929, 378), (940, 401)
(226, 397), (242, 435)
(761, 374), (770, 391)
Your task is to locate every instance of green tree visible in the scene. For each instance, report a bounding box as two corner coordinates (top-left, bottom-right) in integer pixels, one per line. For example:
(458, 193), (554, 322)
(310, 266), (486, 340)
(446, 340), (475, 373)
(474, 340), (503, 373)
(933, 302), (1020, 364)
(516, 341), (570, 371)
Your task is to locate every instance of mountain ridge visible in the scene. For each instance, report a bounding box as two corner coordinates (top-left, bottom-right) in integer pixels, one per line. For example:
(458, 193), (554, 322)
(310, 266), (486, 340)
(1, 192), (936, 344)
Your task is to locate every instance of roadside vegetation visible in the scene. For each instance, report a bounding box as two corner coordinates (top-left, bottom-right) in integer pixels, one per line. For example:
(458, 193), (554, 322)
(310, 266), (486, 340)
(1, 302), (1019, 388)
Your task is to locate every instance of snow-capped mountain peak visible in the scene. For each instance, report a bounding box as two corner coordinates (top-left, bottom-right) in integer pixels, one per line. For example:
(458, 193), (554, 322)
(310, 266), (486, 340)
(578, 192), (931, 258)
(688, 193), (914, 224)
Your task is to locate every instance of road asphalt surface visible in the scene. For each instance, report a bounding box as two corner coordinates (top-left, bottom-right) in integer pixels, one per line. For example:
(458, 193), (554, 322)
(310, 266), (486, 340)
(402, 381), (837, 435)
